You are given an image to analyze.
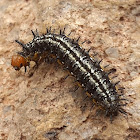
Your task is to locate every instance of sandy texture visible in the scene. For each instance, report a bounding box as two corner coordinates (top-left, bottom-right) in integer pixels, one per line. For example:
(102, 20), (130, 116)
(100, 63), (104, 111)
(0, 0), (140, 140)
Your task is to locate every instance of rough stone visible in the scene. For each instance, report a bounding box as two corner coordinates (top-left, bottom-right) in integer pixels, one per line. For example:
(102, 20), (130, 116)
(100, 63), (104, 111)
(0, 0), (140, 140)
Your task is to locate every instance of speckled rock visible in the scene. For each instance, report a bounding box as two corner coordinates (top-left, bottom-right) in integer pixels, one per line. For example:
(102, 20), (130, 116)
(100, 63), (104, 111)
(0, 0), (140, 140)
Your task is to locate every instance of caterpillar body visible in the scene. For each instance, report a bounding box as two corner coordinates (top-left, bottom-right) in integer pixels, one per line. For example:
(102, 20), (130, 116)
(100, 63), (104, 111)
(11, 27), (127, 122)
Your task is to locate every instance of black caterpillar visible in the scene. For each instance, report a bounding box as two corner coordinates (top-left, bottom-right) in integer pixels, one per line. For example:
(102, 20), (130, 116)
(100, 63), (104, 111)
(11, 27), (127, 122)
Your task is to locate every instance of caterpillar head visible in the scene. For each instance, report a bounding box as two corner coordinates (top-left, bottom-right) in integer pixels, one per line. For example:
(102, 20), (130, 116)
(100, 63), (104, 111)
(11, 55), (29, 72)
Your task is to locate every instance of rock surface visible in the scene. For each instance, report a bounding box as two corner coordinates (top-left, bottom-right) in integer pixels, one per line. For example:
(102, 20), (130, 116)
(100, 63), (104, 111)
(0, 0), (140, 140)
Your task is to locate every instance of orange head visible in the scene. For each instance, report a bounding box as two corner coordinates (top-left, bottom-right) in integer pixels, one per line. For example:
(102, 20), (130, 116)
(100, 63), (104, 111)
(11, 55), (29, 71)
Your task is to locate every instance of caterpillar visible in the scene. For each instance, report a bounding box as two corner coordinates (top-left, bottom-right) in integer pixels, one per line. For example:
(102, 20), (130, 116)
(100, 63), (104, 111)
(11, 27), (127, 122)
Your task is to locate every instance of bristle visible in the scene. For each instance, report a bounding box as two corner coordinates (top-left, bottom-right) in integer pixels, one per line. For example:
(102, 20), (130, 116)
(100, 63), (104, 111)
(67, 31), (72, 36)
(119, 103), (127, 106)
(119, 108), (127, 115)
(60, 29), (62, 35)
(15, 40), (26, 49)
(63, 74), (70, 80)
(76, 36), (80, 42)
(62, 27), (66, 34)
(83, 96), (88, 101)
(81, 40), (87, 44)
(118, 87), (125, 90)
(119, 98), (128, 101)
(31, 30), (36, 38)
(53, 29), (55, 33)
(90, 104), (95, 111)
(49, 27), (52, 33)
(114, 81), (120, 86)
(73, 86), (79, 92)
(98, 59), (103, 65)
(110, 115), (113, 123)
(111, 75), (118, 79)
(104, 64), (110, 69)
(87, 48), (91, 53)
(92, 52), (98, 57)
(35, 29), (39, 36)
(46, 28), (49, 33)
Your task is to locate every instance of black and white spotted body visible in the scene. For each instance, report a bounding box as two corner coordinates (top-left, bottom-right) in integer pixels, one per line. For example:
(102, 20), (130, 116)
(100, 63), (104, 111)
(12, 28), (127, 121)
